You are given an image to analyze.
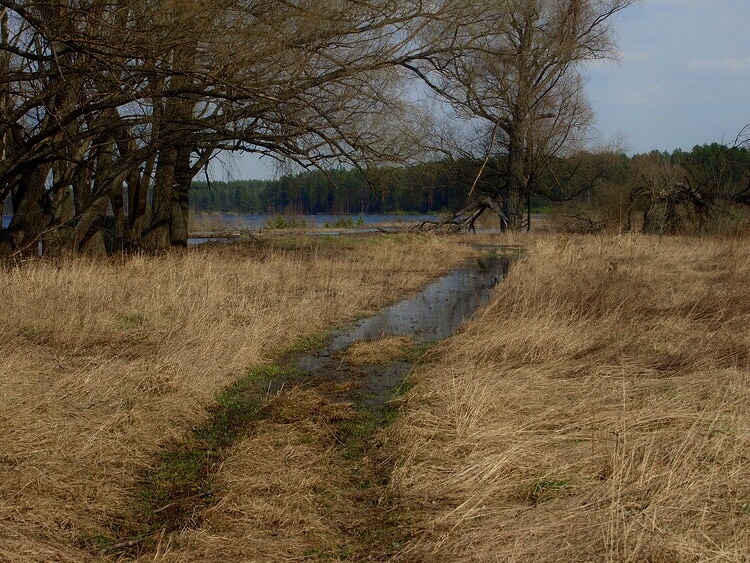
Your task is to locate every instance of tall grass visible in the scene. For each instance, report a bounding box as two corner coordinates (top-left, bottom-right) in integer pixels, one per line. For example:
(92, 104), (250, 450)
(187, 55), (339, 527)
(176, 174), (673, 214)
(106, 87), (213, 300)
(0, 235), (473, 560)
(388, 234), (750, 561)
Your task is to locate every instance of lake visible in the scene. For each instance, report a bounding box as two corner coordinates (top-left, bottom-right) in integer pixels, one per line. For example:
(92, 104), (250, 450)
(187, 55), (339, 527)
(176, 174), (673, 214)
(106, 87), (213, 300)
(2, 213), (441, 231)
(191, 213), (441, 230)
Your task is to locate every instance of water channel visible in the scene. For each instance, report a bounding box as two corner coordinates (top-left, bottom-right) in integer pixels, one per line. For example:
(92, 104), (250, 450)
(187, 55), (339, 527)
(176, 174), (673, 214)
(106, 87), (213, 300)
(289, 252), (513, 409)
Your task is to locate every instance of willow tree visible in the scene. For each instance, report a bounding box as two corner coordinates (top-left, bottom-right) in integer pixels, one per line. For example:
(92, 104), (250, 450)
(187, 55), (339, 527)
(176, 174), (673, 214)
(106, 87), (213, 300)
(407, 0), (635, 230)
(0, 0), (451, 255)
(0, 0), (187, 255)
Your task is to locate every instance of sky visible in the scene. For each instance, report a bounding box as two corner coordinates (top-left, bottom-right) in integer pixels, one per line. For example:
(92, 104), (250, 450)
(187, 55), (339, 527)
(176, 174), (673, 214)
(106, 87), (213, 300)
(215, 0), (750, 180)
(584, 0), (750, 154)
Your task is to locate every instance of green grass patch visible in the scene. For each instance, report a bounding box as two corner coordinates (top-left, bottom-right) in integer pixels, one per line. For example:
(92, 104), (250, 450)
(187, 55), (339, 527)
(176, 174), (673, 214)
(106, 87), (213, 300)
(405, 341), (438, 363)
(284, 331), (331, 356)
(264, 215), (309, 229)
(19, 326), (47, 341)
(114, 312), (145, 329)
(319, 401), (415, 560)
(526, 473), (574, 504)
(322, 216), (364, 228)
(120, 364), (298, 551)
(75, 533), (117, 553)
(338, 414), (380, 462)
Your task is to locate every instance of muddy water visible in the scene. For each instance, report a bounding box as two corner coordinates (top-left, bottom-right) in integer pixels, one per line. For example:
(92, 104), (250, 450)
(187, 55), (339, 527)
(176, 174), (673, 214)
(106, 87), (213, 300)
(293, 253), (512, 409)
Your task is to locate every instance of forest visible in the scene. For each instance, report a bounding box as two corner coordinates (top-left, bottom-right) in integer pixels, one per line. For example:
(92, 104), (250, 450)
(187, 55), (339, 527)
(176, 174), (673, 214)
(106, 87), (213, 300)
(190, 166), (469, 216)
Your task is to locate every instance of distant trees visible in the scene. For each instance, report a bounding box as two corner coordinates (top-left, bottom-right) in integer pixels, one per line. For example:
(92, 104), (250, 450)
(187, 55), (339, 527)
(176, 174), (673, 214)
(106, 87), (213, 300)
(190, 163), (470, 216)
(187, 143), (750, 235)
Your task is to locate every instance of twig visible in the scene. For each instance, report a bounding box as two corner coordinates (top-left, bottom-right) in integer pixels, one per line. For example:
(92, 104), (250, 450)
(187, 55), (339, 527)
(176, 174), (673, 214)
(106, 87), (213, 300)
(100, 530), (163, 554)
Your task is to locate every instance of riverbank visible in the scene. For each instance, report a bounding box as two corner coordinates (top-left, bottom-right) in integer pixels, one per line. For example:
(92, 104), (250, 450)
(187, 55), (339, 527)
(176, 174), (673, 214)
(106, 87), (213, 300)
(189, 212), (441, 235)
(188, 211), (553, 241)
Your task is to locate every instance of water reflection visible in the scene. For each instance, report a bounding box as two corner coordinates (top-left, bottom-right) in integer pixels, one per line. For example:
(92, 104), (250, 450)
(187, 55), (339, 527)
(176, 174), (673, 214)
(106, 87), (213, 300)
(294, 254), (511, 408)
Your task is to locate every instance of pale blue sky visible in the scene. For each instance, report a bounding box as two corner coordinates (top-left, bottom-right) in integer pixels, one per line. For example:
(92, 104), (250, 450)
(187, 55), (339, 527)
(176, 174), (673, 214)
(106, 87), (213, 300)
(585, 0), (750, 153)
(217, 0), (750, 180)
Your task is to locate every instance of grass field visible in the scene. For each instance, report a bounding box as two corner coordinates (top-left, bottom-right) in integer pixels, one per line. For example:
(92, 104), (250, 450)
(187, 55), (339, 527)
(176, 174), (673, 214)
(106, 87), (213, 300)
(387, 234), (750, 561)
(0, 235), (474, 561)
(2, 232), (748, 561)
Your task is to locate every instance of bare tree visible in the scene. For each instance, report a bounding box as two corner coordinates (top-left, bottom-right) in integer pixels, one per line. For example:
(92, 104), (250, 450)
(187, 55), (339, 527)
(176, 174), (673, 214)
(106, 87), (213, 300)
(0, 0), (457, 255)
(406, 0), (635, 231)
(626, 134), (750, 234)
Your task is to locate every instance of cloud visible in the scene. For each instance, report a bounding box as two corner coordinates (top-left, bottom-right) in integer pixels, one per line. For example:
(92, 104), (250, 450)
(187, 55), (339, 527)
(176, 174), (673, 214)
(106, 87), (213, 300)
(686, 57), (750, 75)
(650, 0), (730, 6)
(616, 84), (665, 107)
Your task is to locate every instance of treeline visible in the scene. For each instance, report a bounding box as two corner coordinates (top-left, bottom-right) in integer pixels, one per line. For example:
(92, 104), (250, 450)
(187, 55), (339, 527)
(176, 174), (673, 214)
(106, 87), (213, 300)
(191, 166), (470, 215)
(190, 143), (750, 232)
(551, 143), (750, 233)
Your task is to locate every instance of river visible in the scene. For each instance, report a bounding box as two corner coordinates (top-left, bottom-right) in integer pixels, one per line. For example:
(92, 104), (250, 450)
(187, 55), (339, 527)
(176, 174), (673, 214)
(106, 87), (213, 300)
(192, 213), (440, 228)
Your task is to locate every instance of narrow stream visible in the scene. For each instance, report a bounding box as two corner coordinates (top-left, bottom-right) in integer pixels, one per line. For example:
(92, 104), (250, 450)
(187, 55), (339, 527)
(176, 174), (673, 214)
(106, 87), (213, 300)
(292, 253), (512, 409)
(114, 249), (514, 554)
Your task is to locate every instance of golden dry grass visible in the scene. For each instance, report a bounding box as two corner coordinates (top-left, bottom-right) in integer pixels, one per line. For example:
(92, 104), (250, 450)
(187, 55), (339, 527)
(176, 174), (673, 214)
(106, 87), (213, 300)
(342, 336), (416, 366)
(145, 385), (359, 562)
(0, 235), (473, 561)
(387, 233), (750, 561)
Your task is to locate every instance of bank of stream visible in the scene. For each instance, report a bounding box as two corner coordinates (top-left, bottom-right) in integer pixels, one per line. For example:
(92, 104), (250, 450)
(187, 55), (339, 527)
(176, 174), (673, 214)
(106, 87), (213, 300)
(106, 246), (517, 559)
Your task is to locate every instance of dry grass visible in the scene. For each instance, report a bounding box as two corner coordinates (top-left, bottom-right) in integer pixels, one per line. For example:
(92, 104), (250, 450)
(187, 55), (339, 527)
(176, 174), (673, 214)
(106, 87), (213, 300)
(8, 231), (747, 561)
(387, 233), (750, 561)
(145, 386), (358, 561)
(342, 336), (416, 366)
(0, 235), (473, 560)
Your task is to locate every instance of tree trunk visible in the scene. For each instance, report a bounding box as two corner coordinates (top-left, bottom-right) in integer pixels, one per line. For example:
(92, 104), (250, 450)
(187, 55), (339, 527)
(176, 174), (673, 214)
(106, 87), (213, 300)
(6, 165), (54, 255)
(170, 144), (193, 247)
(504, 126), (526, 231)
(147, 144), (177, 251)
